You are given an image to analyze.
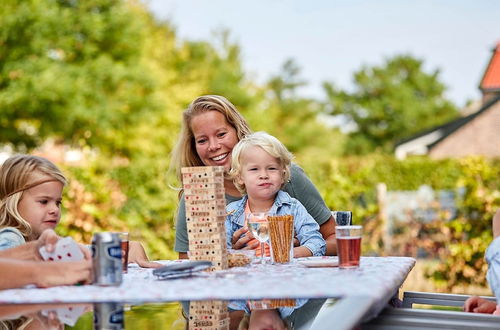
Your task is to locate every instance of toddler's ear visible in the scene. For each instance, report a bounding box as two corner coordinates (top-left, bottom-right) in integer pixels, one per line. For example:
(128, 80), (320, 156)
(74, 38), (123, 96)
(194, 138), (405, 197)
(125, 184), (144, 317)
(237, 175), (245, 186)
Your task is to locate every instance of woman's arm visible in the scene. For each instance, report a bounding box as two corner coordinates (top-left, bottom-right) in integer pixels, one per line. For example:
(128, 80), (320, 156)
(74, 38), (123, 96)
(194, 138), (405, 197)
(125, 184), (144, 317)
(174, 194), (190, 259)
(293, 199), (326, 257)
(319, 216), (337, 255)
(285, 165), (336, 255)
(0, 258), (92, 289)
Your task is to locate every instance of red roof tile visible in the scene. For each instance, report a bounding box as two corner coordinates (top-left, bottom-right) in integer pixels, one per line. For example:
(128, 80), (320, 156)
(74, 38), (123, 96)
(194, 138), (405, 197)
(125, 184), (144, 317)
(480, 41), (500, 90)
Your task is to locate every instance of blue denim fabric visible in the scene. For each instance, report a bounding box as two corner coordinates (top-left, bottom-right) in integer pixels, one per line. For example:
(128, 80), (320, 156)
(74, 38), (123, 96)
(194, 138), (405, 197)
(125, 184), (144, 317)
(225, 191), (326, 256)
(486, 236), (500, 304)
(0, 227), (25, 251)
(228, 299), (308, 319)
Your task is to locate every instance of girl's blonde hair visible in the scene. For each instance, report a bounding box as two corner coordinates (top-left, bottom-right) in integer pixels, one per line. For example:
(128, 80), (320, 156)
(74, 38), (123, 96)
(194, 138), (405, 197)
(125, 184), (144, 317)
(0, 155), (67, 240)
(229, 132), (293, 194)
(170, 95), (252, 182)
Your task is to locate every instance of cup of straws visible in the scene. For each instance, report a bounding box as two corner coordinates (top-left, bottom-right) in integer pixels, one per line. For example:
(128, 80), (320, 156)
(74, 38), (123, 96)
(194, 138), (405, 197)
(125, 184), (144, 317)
(268, 214), (294, 264)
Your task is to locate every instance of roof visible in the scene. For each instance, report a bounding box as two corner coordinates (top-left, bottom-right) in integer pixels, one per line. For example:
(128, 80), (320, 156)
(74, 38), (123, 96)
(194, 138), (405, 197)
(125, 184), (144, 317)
(480, 41), (500, 91)
(395, 95), (500, 152)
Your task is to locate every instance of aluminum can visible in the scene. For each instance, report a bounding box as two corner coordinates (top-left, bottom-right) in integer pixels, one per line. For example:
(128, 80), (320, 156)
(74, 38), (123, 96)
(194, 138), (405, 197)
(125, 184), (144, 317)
(92, 232), (122, 286)
(332, 211), (352, 226)
(93, 302), (124, 330)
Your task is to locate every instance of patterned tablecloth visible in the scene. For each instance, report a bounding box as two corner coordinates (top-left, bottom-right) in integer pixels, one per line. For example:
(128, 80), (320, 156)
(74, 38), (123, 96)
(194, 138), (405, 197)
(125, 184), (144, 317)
(0, 256), (415, 305)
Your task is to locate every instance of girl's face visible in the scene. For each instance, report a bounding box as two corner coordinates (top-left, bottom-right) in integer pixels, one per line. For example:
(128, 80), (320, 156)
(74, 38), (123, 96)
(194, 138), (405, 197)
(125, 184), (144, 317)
(191, 111), (239, 172)
(237, 146), (284, 202)
(17, 178), (64, 239)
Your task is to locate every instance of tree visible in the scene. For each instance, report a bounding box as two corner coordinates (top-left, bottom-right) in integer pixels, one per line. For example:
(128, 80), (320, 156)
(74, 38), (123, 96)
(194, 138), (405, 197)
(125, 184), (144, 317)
(0, 0), (157, 152)
(323, 55), (459, 154)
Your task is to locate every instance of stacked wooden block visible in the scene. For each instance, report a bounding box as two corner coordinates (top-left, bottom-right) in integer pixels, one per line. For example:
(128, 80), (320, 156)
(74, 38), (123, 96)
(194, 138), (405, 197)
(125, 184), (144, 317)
(181, 166), (228, 271)
(182, 166), (230, 329)
(189, 301), (230, 330)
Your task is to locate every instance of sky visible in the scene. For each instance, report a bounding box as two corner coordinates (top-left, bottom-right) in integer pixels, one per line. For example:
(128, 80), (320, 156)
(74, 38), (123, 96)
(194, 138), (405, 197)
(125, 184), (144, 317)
(144, 0), (500, 108)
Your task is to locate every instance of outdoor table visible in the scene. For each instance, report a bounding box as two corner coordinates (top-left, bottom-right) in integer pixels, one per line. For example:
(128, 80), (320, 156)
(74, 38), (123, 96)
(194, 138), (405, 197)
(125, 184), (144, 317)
(0, 256), (415, 329)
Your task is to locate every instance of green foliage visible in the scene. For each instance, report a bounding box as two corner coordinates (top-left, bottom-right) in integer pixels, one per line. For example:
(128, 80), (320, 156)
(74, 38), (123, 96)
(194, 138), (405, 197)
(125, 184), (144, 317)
(0, 0), (157, 151)
(323, 55), (459, 154)
(305, 154), (500, 285)
(428, 157), (500, 290)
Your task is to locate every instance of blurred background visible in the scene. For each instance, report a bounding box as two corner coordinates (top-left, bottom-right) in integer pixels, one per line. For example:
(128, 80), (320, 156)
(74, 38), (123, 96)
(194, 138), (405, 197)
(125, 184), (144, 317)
(1, 0), (499, 295)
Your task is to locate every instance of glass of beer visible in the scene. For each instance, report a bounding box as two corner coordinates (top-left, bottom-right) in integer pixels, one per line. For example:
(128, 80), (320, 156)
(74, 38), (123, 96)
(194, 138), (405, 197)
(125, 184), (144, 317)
(118, 232), (129, 273)
(336, 225), (362, 268)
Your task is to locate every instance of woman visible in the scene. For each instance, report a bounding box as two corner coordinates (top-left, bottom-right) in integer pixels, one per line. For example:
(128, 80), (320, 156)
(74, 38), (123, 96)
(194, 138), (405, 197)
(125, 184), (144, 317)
(171, 95), (336, 258)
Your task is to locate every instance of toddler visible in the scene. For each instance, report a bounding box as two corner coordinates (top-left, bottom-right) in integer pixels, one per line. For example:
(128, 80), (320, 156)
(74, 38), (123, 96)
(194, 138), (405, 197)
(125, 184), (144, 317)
(225, 131), (325, 257)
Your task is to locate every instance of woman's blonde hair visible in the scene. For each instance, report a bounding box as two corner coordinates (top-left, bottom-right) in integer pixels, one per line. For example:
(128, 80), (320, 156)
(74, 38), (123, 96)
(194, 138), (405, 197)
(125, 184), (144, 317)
(170, 95), (252, 182)
(229, 132), (293, 194)
(0, 155), (67, 240)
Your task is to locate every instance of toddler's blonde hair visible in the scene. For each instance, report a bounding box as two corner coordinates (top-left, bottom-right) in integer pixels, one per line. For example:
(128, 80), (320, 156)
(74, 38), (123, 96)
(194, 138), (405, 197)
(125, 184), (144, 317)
(229, 132), (293, 194)
(0, 155), (67, 240)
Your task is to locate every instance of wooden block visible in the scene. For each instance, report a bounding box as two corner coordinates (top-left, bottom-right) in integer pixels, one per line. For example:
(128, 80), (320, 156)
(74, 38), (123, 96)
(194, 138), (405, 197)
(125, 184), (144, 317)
(187, 227), (226, 235)
(185, 204), (225, 213)
(186, 221), (225, 230)
(189, 237), (225, 246)
(189, 318), (230, 329)
(183, 183), (224, 190)
(181, 166), (224, 174)
(189, 243), (226, 251)
(186, 215), (226, 223)
(186, 210), (226, 218)
(182, 177), (224, 186)
(185, 193), (225, 201)
(189, 300), (228, 310)
(184, 188), (225, 197)
(185, 198), (226, 207)
(189, 231), (227, 239)
(188, 248), (227, 257)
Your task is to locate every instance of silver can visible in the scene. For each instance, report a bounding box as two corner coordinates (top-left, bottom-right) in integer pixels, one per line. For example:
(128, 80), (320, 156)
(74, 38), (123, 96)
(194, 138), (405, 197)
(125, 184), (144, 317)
(93, 303), (124, 330)
(92, 232), (122, 286)
(332, 211), (352, 226)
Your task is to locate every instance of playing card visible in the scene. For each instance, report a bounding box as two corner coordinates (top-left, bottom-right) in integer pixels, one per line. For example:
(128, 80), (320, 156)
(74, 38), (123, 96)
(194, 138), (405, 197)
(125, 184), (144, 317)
(55, 305), (87, 326)
(39, 237), (84, 262)
(41, 305), (87, 326)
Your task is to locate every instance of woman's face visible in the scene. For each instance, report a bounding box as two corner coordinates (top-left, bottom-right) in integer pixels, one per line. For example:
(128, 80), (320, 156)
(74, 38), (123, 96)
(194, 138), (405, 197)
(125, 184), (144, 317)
(190, 111), (239, 172)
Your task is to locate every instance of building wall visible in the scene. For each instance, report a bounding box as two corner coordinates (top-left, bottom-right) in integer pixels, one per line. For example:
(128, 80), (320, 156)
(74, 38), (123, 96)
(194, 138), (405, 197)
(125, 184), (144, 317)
(429, 100), (500, 159)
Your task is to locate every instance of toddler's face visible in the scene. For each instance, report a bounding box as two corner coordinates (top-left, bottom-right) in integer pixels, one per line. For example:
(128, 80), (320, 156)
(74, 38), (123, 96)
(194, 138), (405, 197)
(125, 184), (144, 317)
(18, 177), (64, 239)
(238, 146), (284, 202)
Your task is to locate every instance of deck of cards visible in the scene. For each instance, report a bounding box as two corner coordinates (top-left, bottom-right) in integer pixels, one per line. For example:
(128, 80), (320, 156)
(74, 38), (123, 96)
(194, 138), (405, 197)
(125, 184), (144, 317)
(41, 305), (87, 326)
(38, 237), (85, 262)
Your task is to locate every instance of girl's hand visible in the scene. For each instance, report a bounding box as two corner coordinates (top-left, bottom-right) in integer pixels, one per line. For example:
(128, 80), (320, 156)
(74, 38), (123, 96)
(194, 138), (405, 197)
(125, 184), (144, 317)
(35, 229), (61, 259)
(231, 227), (259, 250)
(78, 243), (92, 260)
(128, 241), (162, 268)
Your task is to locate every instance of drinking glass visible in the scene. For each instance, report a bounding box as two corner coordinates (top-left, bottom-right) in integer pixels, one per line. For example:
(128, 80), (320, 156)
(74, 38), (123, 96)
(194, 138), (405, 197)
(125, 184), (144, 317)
(118, 232), (129, 273)
(246, 212), (269, 264)
(336, 225), (362, 268)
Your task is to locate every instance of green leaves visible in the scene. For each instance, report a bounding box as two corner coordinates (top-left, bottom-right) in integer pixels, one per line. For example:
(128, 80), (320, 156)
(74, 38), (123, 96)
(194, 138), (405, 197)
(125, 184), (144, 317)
(323, 55), (459, 154)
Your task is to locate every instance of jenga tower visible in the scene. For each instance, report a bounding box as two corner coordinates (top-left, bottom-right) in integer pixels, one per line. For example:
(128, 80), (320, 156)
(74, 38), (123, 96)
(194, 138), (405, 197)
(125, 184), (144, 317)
(181, 166), (228, 271)
(188, 301), (230, 330)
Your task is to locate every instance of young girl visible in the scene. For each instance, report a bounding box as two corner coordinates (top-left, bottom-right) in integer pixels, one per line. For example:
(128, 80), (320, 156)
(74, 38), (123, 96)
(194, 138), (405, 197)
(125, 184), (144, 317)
(0, 154), (159, 268)
(0, 155), (66, 249)
(225, 132), (326, 258)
